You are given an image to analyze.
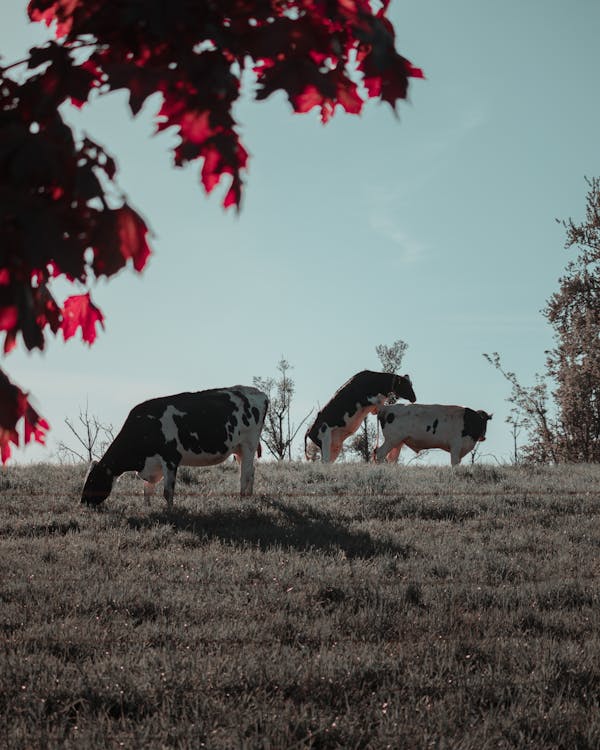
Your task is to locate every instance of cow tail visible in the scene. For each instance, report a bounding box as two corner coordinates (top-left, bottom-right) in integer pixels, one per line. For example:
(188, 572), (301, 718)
(256, 442), (262, 459)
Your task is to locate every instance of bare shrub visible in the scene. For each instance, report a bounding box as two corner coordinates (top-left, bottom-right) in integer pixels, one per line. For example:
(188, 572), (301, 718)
(57, 403), (114, 463)
(253, 357), (311, 460)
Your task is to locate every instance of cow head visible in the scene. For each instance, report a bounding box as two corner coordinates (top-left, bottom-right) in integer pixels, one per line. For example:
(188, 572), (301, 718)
(81, 461), (114, 506)
(476, 411), (493, 441)
(392, 373), (417, 403)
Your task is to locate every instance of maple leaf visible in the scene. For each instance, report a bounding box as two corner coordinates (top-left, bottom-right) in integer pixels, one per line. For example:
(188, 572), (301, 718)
(28, 0), (80, 38)
(24, 406), (50, 445)
(90, 206), (152, 277)
(291, 67), (364, 123)
(0, 369), (49, 463)
(61, 293), (105, 344)
(117, 206), (152, 272)
(0, 306), (19, 343)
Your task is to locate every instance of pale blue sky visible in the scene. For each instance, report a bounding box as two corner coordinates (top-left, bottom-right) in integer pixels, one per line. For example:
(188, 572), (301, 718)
(3, 1), (600, 464)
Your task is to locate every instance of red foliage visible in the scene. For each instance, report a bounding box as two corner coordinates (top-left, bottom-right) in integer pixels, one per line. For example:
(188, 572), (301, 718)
(0, 370), (49, 463)
(61, 293), (105, 345)
(0, 72), (150, 354)
(27, 0), (422, 208)
(0, 1), (422, 457)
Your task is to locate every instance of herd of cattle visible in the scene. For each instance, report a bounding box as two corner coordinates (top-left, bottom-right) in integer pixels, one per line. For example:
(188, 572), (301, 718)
(81, 370), (492, 507)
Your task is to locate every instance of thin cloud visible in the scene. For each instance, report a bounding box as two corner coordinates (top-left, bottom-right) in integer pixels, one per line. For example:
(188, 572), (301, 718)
(419, 105), (488, 161)
(369, 211), (426, 263)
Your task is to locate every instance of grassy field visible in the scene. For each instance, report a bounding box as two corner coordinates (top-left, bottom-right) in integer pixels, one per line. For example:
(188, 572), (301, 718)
(1, 460), (600, 749)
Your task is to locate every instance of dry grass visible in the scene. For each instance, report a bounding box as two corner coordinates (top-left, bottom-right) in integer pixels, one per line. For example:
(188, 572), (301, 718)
(1, 461), (600, 748)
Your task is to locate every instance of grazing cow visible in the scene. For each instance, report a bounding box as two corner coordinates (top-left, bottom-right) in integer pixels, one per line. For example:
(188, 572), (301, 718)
(305, 370), (417, 463)
(81, 385), (268, 507)
(375, 404), (492, 465)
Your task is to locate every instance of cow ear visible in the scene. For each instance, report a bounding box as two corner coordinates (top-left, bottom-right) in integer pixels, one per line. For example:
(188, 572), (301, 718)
(487, 413), (493, 421)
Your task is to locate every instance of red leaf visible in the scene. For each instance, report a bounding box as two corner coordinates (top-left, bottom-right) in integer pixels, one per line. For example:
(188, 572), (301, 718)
(179, 110), (214, 145)
(117, 206), (152, 272)
(91, 206), (151, 277)
(336, 80), (363, 116)
(408, 64), (425, 80)
(0, 440), (12, 463)
(292, 69), (363, 123)
(61, 293), (104, 344)
(0, 306), (19, 353)
(24, 407), (50, 445)
(360, 45), (424, 109)
(0, 369), (49, 463)
(3, 332), (17, 355)
(0, 306), (19, 332)
(28, 0), (77, 38)
(200, 145), (223, 194)
(294, 84), (325, 116)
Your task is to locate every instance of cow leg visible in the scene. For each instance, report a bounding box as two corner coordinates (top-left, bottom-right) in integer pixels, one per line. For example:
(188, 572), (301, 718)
(319, 427), (333, 463)
(459, 440), (476, 464)
(162, 462), (178, 508)
(138, 456), (163, 506)
(386, 445), (402, 463)
(375, 439), (401, 463)
(237, 444), (255, 496)
(143, 481), (157, 506)
(449, 443), (462, 467)
(328, 432), (345, 463)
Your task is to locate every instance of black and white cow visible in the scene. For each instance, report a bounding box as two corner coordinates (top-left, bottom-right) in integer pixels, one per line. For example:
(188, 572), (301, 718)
(81, 385), (268, 507)
(305, 370), (416, 463)
(375, 404), (492, 466)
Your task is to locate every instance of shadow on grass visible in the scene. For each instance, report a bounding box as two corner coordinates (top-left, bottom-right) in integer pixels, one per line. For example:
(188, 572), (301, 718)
(125, 497), (410, 559)
(0, 519), (82, 538)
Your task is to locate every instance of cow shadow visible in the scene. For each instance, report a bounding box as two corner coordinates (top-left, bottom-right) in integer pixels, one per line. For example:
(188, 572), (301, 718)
(125, 495), (411, 560)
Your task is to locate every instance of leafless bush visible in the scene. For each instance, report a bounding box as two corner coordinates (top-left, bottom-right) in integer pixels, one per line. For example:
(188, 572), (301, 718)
(253, 357), (311, 460)
(57, 403), (114, 463)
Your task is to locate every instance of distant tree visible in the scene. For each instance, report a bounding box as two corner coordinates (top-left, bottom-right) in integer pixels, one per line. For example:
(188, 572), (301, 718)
(544, 177), (600, 461)
(484, 176), (600, 463)
(348, 338), (408, 462)
(253, 357), (310, 461)
(375, 340), (408, 375)
(483, 178), (600, 463)
(57, 403), (114, 463)
(0, 1), (423, 461)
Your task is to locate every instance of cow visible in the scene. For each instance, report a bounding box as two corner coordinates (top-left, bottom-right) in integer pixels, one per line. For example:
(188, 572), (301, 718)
(305, 370), (416, 463)
(374, 404), (492, 466)
(81, 385), (268, 507)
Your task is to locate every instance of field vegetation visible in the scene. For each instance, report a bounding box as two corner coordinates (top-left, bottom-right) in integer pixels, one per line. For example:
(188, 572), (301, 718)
(1, 461), (600, 748)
